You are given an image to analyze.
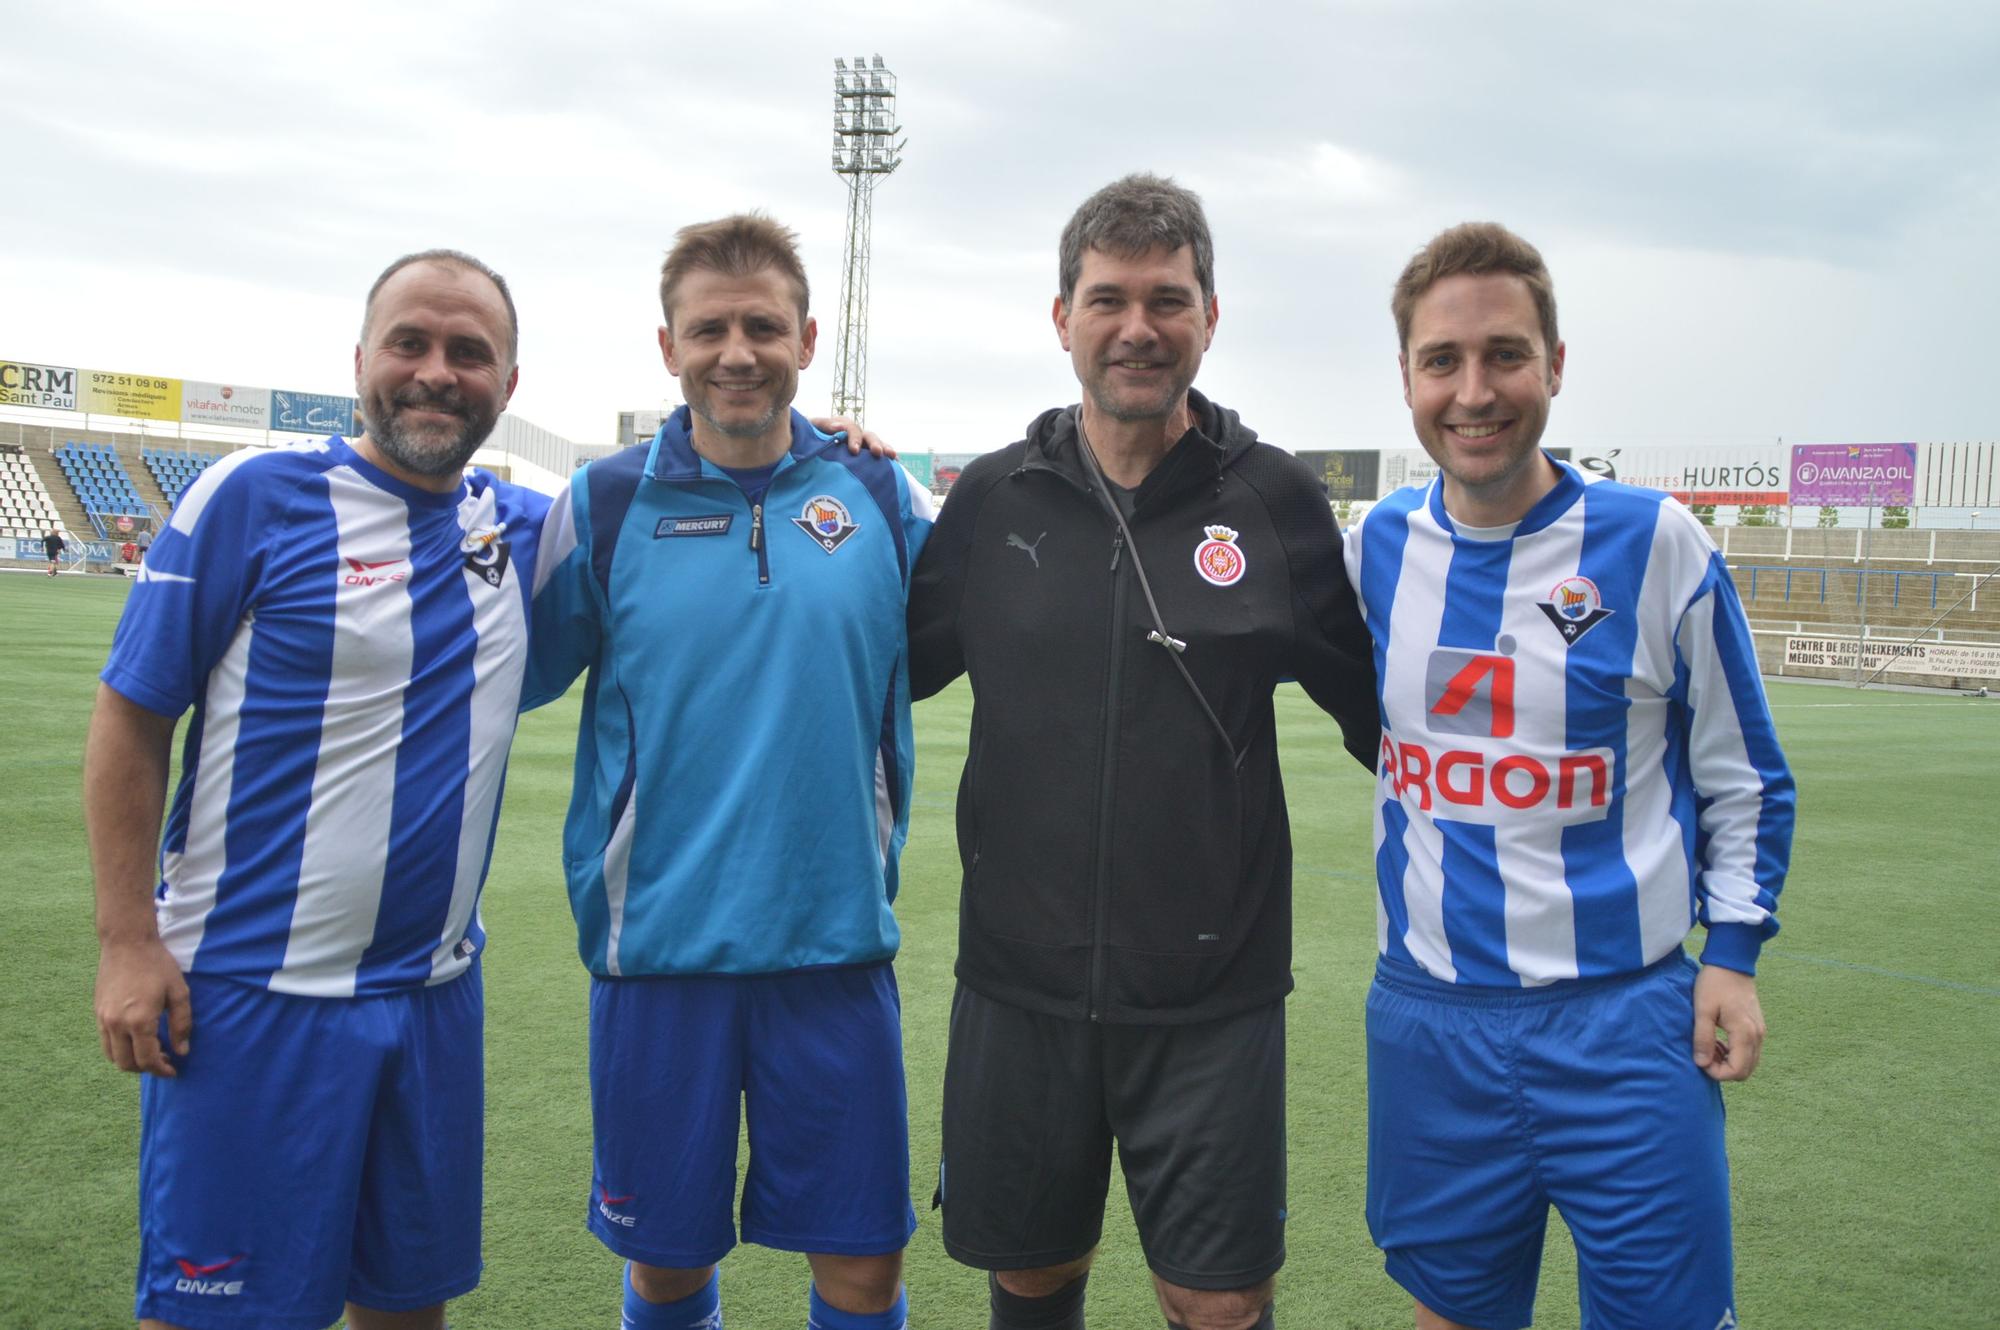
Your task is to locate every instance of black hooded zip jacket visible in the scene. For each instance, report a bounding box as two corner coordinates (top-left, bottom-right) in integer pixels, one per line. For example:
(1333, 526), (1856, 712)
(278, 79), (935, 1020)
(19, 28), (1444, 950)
(908, 392), (1379, 1024)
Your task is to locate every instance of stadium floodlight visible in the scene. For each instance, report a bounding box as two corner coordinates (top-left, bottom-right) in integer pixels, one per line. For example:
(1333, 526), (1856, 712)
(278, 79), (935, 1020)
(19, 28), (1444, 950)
(829, 53), (905, 424)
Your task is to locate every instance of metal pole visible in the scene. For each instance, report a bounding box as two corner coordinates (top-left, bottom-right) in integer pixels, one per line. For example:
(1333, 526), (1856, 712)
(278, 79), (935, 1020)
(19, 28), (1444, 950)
(1855, 491), (1874, 687)
(828, 56), (904, 427)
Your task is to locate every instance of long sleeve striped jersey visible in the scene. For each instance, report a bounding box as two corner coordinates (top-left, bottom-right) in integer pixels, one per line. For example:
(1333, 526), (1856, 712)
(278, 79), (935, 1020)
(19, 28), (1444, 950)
(1343, 460), (1793, 987)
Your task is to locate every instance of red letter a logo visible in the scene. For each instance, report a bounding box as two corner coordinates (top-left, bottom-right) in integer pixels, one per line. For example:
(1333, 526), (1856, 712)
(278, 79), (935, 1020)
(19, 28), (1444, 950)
(1427, 654), (1515, 738)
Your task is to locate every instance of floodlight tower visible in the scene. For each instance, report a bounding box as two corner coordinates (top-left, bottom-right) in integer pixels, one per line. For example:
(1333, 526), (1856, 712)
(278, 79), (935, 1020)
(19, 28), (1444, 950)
(830, 54), (905, 424)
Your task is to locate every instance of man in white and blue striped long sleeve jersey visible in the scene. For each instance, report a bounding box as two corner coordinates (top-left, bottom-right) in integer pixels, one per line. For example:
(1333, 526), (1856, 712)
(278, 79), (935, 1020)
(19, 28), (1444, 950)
(1344, 222), (1794, 1330)
(86, 251), (548, 1330)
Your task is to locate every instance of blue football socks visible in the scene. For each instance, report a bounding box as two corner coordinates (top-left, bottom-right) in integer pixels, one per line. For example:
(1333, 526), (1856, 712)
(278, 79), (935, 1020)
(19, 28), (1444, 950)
(621, 1263), (722, 1329)
(807, 1282), (908, 1330)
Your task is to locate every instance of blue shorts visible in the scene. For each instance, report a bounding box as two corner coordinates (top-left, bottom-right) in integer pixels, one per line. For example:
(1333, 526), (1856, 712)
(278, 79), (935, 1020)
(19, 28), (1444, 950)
(1365, 951), (1735, 1330)
(136, 967), (483, 1330)
(586, 962), (916, 1267)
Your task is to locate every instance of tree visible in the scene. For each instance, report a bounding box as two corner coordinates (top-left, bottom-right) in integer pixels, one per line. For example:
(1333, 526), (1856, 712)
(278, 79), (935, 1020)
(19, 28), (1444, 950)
(1881, 505), (1911, 529)
(1691, 504), (1716, 527)
(1817, 506), (1839, 528)
(1739, 505), (1775, 527)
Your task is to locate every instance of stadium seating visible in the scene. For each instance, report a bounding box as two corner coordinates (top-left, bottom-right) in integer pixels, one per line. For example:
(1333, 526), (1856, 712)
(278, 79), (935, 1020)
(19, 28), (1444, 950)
(54, 442), (154, 534)
(0, 451), (64, 539)
(142, 446), (226, 508)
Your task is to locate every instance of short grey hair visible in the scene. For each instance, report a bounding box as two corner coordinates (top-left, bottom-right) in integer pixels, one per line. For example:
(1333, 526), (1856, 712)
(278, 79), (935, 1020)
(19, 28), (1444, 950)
(1058, 172), (1215, 305)
(361, 248), (519, 364)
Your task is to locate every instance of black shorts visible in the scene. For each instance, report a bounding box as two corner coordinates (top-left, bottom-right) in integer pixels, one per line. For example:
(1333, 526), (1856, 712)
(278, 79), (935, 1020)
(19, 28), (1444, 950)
(937, 983), (1286, 1290)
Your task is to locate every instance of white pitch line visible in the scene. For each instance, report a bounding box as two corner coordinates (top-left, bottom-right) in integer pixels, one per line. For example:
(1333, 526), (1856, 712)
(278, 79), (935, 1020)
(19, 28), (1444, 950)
(1770, 701), (1999, 709)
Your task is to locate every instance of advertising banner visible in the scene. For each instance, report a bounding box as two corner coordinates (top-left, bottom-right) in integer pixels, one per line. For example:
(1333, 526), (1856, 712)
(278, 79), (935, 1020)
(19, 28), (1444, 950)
(81, 370), (182, 421)
(1789, 443), (1916, 507)
(901, 453), (935, 486)
(182, 381), (272, 430)
(1379, 448), (1441, 495)
(1784, 635), (2000, 681)
(1377, 448), (1573, 500)
(0, 359), (80, 410)
(1918, 441), (1996, 507)
(931, 453), (983, 493)
(1296, 450), (1381, 503)
(271, 390), (355, 438)
(1563, 445), (1787, 506)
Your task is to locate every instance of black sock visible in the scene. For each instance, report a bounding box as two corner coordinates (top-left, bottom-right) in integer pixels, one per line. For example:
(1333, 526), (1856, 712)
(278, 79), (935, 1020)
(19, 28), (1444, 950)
(989, 1270), (1089, 1330)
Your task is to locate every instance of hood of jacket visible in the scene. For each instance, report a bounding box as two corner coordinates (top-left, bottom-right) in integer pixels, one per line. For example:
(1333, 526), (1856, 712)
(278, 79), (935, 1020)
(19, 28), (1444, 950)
(1020, 389), (1260, 506)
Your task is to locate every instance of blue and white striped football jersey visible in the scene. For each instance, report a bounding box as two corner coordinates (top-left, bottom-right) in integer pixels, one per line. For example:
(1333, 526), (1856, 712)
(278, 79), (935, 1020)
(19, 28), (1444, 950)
(1344, 460), (1793, 987)
(101, 437), (549, 998)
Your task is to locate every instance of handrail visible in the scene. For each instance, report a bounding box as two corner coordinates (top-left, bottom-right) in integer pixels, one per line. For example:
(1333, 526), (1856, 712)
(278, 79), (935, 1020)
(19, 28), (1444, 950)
(1861, 565), (2000, 685)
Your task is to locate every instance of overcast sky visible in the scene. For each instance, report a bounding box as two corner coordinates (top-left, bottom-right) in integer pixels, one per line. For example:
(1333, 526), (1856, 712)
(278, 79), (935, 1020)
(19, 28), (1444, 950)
(4, 0), (1994, 458)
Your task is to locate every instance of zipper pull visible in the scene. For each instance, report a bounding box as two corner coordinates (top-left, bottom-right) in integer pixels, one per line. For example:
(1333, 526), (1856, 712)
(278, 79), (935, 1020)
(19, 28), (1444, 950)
(1110, 532), (1123, 571)
(750, 502), (764, 552)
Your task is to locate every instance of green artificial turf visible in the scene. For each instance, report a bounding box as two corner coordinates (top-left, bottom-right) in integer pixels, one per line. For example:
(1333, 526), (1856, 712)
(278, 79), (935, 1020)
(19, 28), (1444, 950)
(1, 573), (1994, 1327)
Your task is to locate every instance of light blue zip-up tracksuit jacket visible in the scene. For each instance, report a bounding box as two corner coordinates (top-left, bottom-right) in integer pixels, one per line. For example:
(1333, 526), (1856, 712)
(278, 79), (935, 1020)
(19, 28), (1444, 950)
(525, 408), (935, 976)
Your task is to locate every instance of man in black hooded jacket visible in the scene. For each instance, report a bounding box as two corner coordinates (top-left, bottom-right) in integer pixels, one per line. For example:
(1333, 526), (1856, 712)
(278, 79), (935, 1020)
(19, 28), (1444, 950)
(907, 174), (1379, 1330)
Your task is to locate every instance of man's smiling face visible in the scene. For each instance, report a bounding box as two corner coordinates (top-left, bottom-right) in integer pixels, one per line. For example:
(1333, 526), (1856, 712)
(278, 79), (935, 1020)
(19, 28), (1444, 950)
(1401, 270), (1565, 524)
(661, 265), (815, 454)
(1056, 243), (1217, 425)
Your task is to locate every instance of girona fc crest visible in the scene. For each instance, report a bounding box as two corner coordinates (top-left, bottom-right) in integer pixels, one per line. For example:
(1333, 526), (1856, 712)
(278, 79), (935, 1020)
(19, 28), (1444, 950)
(1193, 525), (1246, 586)
(791, 495), (860, 553)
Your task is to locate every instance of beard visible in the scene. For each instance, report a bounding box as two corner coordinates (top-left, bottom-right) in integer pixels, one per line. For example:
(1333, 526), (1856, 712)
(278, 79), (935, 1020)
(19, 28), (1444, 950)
(690, 394), (786, 441)
(685, 370), (796, 444)
(1083, 361), (1194, 424)
(363, 386), (498, 479)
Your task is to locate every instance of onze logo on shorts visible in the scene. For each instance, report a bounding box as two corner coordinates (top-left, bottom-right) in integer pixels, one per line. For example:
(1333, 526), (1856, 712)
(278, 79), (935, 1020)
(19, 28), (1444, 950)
(597, 1183), (638, 1227)
(174, 1254), (246, 1296)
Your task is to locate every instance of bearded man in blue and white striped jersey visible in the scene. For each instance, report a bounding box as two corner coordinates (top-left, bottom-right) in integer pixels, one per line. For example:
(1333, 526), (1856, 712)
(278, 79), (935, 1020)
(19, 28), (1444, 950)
(86, 250), (548, 1330)
(1343, 222), (1794, 1330)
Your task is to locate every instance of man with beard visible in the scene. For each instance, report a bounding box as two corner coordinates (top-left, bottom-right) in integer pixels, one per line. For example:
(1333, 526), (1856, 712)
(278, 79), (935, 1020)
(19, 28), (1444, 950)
(86, 249), (549, 1330)
(524, 214), (933, 1330)
(1345, 222), (1792, 1330)
(906, 174), (1378, 1330)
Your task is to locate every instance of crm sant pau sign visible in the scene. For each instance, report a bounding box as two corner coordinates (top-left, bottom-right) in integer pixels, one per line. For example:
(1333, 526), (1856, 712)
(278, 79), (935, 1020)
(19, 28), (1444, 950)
(2, 355), (351, 438)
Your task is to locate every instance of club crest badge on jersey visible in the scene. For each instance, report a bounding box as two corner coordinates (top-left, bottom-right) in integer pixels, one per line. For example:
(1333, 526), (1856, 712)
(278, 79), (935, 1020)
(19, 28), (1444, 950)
(461, 523), (511, 588)
(1538, 574), (1613, 644)
(1193, 525), (1246, 586)
(792, 495), (860, 553)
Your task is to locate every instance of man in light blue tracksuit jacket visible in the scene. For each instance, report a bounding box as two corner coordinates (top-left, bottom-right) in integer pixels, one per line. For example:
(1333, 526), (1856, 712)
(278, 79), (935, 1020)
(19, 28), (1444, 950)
(524, 213), (934, 1330)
